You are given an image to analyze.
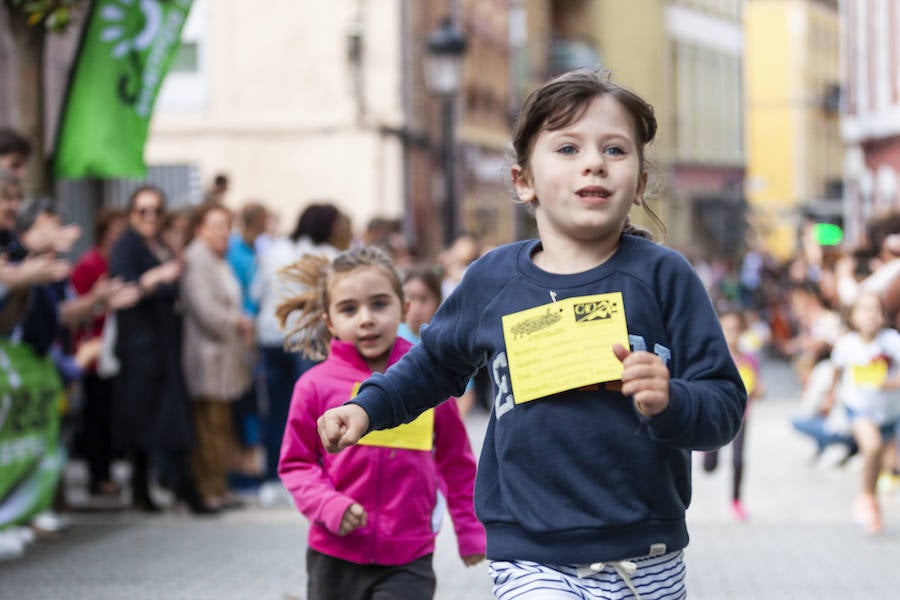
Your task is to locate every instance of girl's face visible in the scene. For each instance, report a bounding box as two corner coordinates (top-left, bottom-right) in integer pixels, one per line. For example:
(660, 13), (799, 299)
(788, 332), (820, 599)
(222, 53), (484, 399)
(512, 94), (647, 248)
(851, 292), (886, 338)
(403, 277), (440, 337)
(197, 208), (232, 257)
(720, 313), (742, 352)
(324, 266), (404, 372)
(130, 190), (164, 240)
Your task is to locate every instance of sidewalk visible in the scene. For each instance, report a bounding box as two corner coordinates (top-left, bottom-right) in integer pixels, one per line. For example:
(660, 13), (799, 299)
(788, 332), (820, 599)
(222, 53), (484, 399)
(1, 357), (899, 599)
(686, 357), (900, 599)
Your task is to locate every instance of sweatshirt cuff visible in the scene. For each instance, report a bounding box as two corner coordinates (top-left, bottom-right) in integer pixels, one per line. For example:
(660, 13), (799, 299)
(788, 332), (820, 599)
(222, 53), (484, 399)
(348, 376), (394, 431)
(320, 495), (356, 535)
(456, 529), (487, 558)
(642, 382), (688, 440)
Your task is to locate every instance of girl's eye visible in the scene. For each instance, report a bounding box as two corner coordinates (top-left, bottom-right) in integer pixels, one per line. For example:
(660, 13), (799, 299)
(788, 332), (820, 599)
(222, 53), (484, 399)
(557, 144), (577, 156)
(339, 306), (357, 315)
(605, 146), (625, 156)
(371, 299), (390, 310)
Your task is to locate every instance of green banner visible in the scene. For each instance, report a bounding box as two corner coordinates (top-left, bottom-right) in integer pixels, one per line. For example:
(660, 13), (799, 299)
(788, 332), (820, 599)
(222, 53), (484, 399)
(53, 0), (193, 179)
(0, 341), (64, 528)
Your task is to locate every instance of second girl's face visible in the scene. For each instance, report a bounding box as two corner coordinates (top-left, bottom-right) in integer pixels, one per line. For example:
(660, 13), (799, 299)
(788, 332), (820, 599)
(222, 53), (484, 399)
(851, 292), (886, 339)
(325, 266), (403, 372)
(513, 94), (647, 246)
(403, 277), (440, 337)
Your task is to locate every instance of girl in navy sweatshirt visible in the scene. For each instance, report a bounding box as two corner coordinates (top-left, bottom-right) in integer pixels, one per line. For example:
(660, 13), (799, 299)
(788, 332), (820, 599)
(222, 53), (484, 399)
(318, 69), (746, 600)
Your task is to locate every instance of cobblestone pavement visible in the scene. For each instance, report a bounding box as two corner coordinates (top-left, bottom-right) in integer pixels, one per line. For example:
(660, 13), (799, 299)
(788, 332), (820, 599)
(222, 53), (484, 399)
(2, 357), (900, 599)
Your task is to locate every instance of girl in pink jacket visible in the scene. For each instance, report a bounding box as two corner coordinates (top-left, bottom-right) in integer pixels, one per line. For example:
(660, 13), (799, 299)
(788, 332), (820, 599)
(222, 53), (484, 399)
(277, 246), (485, 600)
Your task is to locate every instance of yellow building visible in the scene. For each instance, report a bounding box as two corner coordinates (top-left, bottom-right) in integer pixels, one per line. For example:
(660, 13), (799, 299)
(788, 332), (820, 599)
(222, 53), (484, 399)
(745, 0), (842, 260)
(531, 0), (745, 255)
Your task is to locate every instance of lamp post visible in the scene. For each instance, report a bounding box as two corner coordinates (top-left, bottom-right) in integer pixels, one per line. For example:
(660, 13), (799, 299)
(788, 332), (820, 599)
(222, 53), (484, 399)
(425, 16), (467, 248)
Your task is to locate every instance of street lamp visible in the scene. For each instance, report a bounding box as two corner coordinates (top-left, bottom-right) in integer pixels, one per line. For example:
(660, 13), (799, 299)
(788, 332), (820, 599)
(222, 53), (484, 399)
(426, 16), (467, 247)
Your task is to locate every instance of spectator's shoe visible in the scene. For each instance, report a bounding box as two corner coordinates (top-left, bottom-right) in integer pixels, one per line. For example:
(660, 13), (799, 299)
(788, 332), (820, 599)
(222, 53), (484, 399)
(177, 482), (220, 516)
(836, 445), (859, 468)
(90, 480), (123, 498)
(134, 495), (163, 513)
(730, 499), (749, 522)
(30, 510), (71, 534)
(258, 480), (291, 508)
(220, 495), (246, 511)
(852, 494), (883, 534)
(8, 526), (35, 546)
(0, 530), (25, 561)
(816, 445), (851, 470)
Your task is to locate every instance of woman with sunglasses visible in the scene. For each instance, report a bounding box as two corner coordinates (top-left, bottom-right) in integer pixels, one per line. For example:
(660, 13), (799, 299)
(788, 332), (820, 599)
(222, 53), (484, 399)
(109, 185), (215, 514)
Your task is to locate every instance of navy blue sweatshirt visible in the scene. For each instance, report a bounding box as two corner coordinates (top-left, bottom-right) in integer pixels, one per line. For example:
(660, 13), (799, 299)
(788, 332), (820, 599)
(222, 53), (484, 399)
(352, 235), (746, 564)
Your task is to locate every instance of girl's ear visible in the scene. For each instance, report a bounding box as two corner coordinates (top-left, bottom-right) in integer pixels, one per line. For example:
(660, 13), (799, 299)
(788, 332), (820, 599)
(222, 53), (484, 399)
(634, 170), (648, 207)
(512, 164), (536, 204)
(322, 311), (337, 339)
(402, 298), (410, 321)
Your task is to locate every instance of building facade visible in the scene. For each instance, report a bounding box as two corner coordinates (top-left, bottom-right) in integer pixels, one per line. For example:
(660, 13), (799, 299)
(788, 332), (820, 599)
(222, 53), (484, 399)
(745, 0), (842, 260)
(520, 0), (745, 256)
(148, 0), (407, 242)
(840, 0), (900, 245)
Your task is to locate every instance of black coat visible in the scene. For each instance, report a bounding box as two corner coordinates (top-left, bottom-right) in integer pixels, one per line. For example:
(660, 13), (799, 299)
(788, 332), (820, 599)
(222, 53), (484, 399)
(108, 227), (193, 452)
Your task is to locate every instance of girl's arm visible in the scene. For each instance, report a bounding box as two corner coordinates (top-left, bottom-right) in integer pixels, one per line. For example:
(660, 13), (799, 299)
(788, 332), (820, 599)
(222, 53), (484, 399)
(349, 266), (487, 433)
(821, 365), (842, 412)
(433, 400), (486, 563)
(822, 338), (847, 412)
(639, 255), (747, 451)
(108, 234), (180, 302)
(279, 377), (357, 534)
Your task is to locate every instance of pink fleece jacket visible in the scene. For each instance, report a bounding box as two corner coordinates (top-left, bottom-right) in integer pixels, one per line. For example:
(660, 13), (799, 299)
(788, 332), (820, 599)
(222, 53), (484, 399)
(278, 337), (485, 566)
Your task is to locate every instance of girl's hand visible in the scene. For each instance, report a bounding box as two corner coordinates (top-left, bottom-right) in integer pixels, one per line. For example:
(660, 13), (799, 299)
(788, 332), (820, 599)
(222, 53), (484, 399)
(613, 343), (670, 417)
(338, 503), (367, 536)
(462, 554), (486, 567)
(317, 404), (370, 452)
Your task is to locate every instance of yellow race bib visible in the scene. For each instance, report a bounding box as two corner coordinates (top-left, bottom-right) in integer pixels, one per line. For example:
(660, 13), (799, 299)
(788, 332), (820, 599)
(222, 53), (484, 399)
(353, 382), (435, 451)
(737, 364), (756, 395)
(852, 359), (888, 389)
(501, 293), (630, 403)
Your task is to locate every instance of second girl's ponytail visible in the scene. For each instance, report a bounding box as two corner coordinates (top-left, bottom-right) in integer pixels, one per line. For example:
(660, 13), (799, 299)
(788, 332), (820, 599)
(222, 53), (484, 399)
(276, 254), (332, 360)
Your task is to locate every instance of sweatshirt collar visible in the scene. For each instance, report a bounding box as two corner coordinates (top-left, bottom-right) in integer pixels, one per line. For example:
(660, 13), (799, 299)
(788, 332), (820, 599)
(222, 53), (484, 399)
(515, 234), (638, 288)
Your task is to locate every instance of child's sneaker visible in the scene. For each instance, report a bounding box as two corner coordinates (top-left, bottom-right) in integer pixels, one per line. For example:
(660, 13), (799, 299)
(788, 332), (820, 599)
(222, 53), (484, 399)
(731, 499), (748, 522)
(876, 470), (898, 493)
(852, 494), (883, 534)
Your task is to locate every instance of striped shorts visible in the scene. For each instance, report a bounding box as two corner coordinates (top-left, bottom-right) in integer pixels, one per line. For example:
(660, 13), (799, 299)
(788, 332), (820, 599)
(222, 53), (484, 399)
(489, 550), (686, 600)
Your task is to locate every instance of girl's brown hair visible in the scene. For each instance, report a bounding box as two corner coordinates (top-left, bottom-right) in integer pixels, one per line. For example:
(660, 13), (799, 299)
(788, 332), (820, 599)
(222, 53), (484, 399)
(276, 245), (404, 359)
(511, 68), (664, 239)
(186, 202), (232, 246)
(127, 184), (166, 212)
(403, 263), (444, 303)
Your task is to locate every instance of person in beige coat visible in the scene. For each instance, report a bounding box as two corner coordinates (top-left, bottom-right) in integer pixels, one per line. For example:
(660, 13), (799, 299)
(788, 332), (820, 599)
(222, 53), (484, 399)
(181, 203), (254, 509)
